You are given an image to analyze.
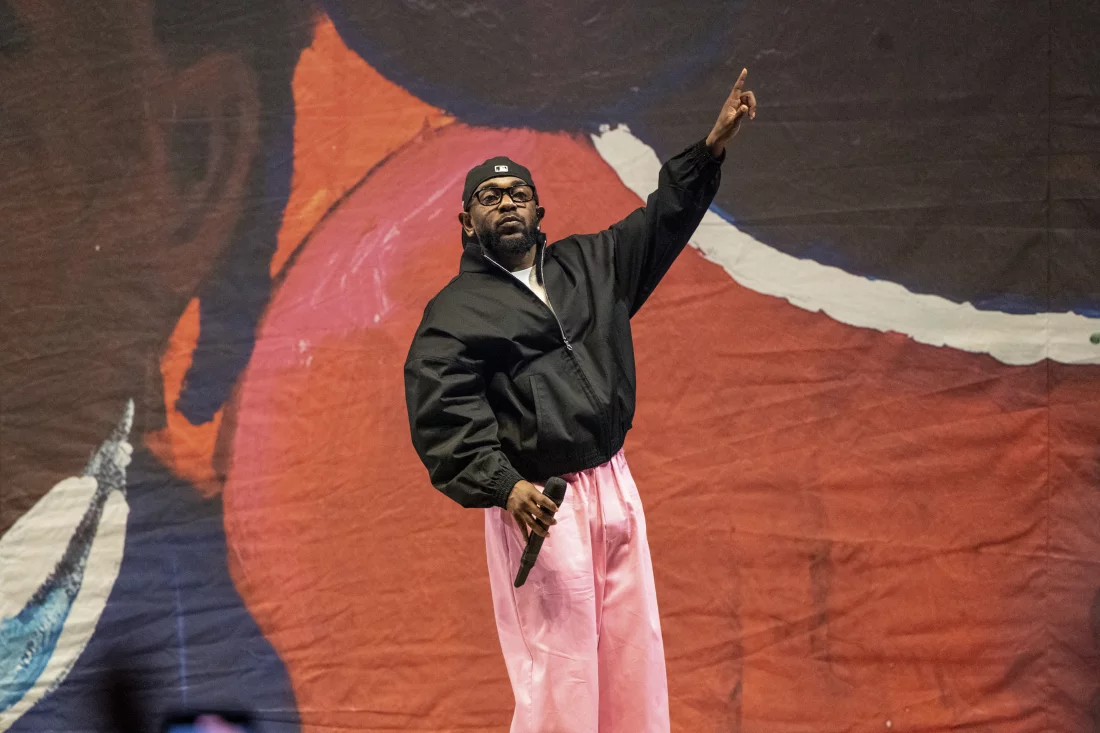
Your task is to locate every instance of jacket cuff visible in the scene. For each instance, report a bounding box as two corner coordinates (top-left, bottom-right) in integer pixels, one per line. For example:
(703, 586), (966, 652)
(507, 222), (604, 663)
(693, 138), (726, 165)
(490, 462), (525, 508)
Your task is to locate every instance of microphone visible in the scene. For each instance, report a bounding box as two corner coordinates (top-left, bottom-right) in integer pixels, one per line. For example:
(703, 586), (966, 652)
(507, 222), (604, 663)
(513, 477), (568, 588)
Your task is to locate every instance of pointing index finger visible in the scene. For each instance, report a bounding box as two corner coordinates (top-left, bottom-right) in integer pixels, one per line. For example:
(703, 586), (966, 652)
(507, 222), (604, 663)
(732, 67), (748, 94)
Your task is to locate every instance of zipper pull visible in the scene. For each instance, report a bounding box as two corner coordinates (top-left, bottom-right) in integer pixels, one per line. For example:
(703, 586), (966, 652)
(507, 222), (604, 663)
(563, 336), (573, 351)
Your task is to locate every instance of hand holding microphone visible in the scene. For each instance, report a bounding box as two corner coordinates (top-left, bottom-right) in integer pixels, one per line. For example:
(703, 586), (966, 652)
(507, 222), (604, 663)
(506, 479), (559, 541)
(507, 477), (569, 587)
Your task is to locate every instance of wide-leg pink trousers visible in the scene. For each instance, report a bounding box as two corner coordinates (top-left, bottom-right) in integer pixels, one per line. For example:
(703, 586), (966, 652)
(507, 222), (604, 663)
(485, 450), (670, 733)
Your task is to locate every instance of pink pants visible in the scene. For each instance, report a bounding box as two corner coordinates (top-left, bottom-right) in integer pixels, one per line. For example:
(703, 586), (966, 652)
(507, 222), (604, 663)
(485, 450), (670, 733)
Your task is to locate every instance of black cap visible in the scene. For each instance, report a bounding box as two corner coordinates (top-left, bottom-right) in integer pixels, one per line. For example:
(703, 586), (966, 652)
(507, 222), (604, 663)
(462, 156), (536, 210)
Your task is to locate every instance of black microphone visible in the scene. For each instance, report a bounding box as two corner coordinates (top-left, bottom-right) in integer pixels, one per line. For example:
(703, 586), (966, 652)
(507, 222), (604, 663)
(513, 476), (568, 588)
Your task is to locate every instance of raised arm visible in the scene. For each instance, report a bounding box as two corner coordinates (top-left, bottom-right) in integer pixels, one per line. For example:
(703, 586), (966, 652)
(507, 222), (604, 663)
(610, 68), (756, 315)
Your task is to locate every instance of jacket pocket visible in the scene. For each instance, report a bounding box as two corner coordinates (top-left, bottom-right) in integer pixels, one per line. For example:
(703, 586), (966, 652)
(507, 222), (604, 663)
(531, 372), (575, 454)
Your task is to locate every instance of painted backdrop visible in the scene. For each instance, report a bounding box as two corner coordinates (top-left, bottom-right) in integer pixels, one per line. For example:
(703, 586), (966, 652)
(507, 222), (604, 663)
(1, 1), (1098, 731)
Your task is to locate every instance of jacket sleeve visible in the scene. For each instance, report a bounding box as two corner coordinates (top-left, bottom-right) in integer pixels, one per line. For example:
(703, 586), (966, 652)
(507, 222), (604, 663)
(404, 325), (524, 509)
(608, 138), (724, 316)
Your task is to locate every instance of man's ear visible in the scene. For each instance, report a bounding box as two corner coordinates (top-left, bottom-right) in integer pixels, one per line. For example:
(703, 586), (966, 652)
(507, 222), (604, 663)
(458, 210), (476, 238)
(536, 206), (545, 226)
(154, 52), (261, 298)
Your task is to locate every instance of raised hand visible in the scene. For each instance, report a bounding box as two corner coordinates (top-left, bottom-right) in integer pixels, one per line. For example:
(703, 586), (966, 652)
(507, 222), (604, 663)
(705, 67), (757, 157)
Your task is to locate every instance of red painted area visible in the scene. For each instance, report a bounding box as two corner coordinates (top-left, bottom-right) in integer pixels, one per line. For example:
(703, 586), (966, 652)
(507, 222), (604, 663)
(224, 123), (1100, 731)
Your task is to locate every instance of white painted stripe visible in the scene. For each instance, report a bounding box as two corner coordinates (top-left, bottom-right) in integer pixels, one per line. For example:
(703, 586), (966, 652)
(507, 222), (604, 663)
(0, 405), (132, 731)
(0, 485), (128, 731)
(592, 125), (1100, 366)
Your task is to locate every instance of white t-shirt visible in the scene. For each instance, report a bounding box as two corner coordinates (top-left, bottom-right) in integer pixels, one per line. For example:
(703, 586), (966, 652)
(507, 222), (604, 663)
(511, 266), (551, 307)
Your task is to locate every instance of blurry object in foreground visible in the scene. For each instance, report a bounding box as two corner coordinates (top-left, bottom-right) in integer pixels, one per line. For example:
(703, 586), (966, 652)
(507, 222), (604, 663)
(163, 713), (255, 733)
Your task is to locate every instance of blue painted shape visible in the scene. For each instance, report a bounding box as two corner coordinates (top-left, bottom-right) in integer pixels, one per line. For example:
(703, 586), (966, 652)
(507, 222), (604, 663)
(177, 87), (299, 426)
(8, 449), (301, 733)
(0, 585), (76, 710)
(0, 404), (131, 715)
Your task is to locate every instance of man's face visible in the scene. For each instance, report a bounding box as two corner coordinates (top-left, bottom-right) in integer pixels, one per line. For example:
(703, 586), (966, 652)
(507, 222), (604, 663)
(464, 176), (542, 258)
(0, 0), (259, 528)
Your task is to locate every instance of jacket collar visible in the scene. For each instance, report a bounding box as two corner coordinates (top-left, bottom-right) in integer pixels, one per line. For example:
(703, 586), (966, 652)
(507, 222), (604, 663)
(459, 239), (547, 282)
(459, 240), (496, 275)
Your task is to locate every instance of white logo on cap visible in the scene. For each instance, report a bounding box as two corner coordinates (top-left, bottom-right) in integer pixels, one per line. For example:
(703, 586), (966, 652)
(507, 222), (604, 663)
(494, 165), (509, 173)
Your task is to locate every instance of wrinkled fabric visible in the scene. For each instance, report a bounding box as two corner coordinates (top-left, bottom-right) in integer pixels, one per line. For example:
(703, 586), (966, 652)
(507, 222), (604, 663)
(485, 450), (669, 733)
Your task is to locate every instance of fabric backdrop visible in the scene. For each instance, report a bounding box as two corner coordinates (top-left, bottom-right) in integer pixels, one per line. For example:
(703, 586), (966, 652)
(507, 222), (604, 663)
(1, 1), (1098, 731)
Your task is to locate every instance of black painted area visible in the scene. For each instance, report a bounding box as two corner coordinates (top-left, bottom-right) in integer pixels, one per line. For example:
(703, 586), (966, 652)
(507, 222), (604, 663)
(323, 0), (1100, 314)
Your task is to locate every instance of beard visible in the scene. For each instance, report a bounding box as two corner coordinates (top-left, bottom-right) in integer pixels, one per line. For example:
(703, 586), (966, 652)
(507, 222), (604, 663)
(477, 220), (538, 261)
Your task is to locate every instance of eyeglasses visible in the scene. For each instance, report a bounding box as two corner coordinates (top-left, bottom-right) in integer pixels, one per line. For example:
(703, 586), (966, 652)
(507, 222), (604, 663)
(470, 183), (535, 208)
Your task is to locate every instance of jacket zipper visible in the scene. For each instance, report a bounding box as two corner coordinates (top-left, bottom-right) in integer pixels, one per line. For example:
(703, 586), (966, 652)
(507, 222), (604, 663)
(483, 251), (612, 455)
(483, 252), (572, 351)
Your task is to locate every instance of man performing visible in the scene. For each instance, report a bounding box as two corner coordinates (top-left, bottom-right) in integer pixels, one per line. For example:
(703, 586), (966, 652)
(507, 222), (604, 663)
(404, 70), (757, 731)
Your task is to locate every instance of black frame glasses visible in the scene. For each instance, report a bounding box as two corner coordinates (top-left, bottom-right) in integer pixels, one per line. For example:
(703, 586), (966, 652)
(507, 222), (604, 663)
(470, 183), (535, 208)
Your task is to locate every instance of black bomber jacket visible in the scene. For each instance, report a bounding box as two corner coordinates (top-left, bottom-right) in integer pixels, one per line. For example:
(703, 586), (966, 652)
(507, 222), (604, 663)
(404, 139), (724, 508)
